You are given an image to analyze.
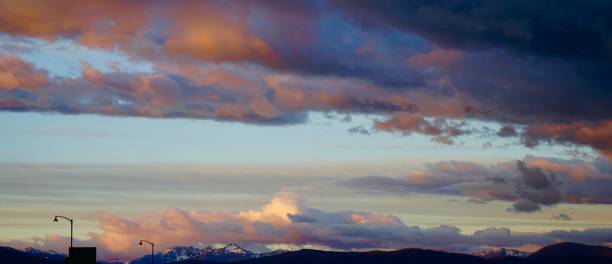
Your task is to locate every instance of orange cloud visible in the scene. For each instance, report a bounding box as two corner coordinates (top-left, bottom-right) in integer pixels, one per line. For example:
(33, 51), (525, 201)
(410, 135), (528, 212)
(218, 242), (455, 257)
(161, 2), (281, 67)
(81, 62), (105, 84)
(163, 21), (280, 67)
(86, 192), (428, 258)
(408, 48), (463, 68)
(523, 121), (612, 160)
(91, 193), (301, 255)
(0, 52), (47, 89)
(374, 112), (467, 144)
(0, 0), (149, 48)
(0, 0), (282, 67)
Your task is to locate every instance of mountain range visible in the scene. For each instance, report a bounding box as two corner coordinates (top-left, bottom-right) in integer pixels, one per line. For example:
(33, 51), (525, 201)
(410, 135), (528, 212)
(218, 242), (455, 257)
(473, 247), (530, 259)
(170, 243), (612, 264)
(23, 247), (67, 262)
(2, 242), (610, 264)
(130, 243), (287, 264)
(0, 246), (64, 264)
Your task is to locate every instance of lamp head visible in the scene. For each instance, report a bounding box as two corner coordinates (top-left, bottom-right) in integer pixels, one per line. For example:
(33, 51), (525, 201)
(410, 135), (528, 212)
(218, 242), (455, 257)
(53, 216), (58, 223)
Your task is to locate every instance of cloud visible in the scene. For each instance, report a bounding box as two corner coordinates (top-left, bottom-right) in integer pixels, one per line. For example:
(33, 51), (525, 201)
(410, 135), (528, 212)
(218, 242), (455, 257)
(513, 161), (562, 209)
(0, 1), (279, 67)
(552, 213), (573, 221)
(0, 64), (311, 124)
(0, 0), (610, 156)
(159, 2), (282, 67)
(407, 48), (463, 68)
(523, 121), (612, 160)
(0, 52), (47, 89)
(347, 125), (371, 135)
(465, 198), (487, 204)
(345, 156), (612, 212)
(508, 200), (542, 213)
(331, 1), (612, 62)
(374, 112), (468, 144)
(331, 1), (612, 156)
(0, 57), (479, 127)
(0, 0), (416, 85)
(497, 125), (518, 137)
(2, 193), (612, 260)
(85, 193), (420, 255)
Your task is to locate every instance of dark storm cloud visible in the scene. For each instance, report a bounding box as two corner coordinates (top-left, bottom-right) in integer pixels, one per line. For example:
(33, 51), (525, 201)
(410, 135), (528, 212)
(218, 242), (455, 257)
(508, 200), (542, 213)
(331, 0), (612, 115)
(331, 0), (612, 62)
(514, 161), (562, 208)
(344, 156), (612, 213)
(330, 0), (612, 155)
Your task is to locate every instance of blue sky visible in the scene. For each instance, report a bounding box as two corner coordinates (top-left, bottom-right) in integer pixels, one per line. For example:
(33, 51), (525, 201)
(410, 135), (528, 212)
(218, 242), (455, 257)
(0, 111), (563, 164)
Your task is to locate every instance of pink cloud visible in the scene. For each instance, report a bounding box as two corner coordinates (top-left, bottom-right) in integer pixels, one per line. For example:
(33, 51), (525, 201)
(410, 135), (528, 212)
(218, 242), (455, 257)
(374, 112), (468, 144)
(0, 52), (47, 89)
(523, 121), (612, 160)
(407, 48), (463, 68)
(3, 192), (612, 261)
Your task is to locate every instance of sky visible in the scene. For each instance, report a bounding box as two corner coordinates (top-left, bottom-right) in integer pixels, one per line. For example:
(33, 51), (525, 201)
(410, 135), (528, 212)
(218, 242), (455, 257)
(0, 0), (611, 261)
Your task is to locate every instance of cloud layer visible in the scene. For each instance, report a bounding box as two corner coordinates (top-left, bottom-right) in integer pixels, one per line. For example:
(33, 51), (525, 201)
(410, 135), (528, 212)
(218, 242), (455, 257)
(346, 156), (612, 212)
(3, 193), (612, 260)
(0, 0), (610, 156)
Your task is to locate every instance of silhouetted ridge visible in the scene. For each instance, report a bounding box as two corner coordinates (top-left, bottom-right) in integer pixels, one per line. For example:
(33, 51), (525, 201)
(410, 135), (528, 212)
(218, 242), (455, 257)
(2, 242), (612, 264)
(130, 243), (279, 263)
(529, 242), (612, 259)
(0, 246), (64, 264)
(231, 248), (487, 264)
(168, 244), (612, 264)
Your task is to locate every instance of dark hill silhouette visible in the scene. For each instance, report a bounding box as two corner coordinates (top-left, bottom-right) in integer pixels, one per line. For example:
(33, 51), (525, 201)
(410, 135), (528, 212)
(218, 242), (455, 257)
(2, 242), (611, 264)
(0, 246), (64, 264)
(529, 242), (612, 259)
(169, 243), (612, 264)
(517, 242), (612, 264)
(169, 248), (487, 264)
(486, 242), (612, 264)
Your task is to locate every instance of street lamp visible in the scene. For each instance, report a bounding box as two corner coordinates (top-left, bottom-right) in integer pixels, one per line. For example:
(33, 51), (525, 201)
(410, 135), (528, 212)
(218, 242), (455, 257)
(53, 216), (73, 248)
(138, 240), (155, 264)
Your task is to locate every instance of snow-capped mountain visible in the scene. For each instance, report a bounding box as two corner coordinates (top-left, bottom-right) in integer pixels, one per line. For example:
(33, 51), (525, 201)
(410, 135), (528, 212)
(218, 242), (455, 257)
(130, 243), (287, 264)
(130, 246), (203, 264)
(473, 247), (529, 258)
(23, 247), (66, 262)
(219, 243), (249, 255)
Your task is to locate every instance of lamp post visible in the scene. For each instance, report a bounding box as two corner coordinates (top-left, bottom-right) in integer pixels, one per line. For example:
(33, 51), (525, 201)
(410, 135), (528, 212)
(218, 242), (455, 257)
(138, 240), (155, 264)
(53, 216), (73, 248)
